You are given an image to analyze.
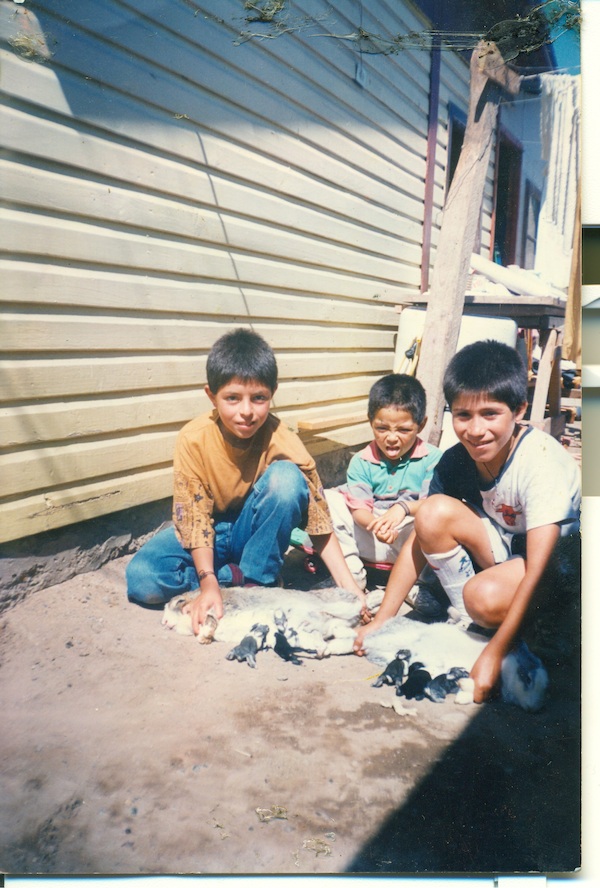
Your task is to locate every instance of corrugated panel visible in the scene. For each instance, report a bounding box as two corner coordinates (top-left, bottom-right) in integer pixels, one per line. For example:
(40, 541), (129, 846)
(0, 0), (437, 543)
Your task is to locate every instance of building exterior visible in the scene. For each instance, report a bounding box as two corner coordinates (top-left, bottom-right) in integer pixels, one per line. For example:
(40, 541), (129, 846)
(0, 0), (559, 553)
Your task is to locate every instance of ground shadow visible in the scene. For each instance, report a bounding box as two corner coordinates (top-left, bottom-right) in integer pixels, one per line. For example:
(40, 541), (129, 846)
(346, 537), (582, 874)
(346, 680), (580, 873)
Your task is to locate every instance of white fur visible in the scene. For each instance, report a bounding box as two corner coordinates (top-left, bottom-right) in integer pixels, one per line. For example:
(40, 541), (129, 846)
(362, 614), (489, 676)
(364, 620), (550, 711)
(161, 598), (194, 635)
(162, 589), (549, 711)
(455, 677), (475, 705)
(162, 586), (368, 655)
(162, 587), (488, 671)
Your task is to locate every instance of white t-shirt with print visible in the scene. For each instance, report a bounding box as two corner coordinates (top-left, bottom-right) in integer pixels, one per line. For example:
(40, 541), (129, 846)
(478, 426), (580, 537)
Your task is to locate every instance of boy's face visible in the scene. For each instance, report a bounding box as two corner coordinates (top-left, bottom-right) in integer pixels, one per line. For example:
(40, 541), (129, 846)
(450, 394), (527, 471)
(206, 377), (275, 440)
(371, 406), (425, 463)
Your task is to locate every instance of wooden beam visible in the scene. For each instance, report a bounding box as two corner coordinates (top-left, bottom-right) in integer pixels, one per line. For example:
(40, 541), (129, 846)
(297, 412), (366, 431)
(530, 328), (560, 424)
(416, 42), (522, 446)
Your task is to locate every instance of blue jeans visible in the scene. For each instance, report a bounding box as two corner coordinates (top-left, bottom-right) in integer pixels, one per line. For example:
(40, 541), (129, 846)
(126, 461), (309, 605)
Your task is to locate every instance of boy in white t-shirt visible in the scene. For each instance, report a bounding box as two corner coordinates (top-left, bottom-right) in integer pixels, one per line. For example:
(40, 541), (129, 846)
(354, 340), (581, 704)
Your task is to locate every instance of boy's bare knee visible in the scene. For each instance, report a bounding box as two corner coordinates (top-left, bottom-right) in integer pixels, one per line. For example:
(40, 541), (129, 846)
(464, 575), (503, 628)
(414, 494), (457, 543)
(415, 494), (446, 525)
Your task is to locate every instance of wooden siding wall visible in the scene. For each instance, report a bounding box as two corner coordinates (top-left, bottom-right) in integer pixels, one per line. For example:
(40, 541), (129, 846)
(0, 0), (440, 544)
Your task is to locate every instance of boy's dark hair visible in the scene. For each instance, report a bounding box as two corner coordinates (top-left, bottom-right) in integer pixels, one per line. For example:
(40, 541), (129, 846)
(206, 328), (278, 393)
(368, 374), (427, 425)
(443, 339), (527, 411)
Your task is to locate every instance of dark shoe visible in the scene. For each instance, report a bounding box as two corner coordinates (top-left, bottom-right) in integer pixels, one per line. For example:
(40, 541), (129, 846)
(405, 576), (448, 621)
(405, 585), (445, 620)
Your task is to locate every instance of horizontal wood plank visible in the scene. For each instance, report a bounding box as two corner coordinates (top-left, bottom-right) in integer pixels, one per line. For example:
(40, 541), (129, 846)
(0, 262), (404, 324)
(1, 431), (177, 499)
(1, 380), (377, 446)
(2, 313), (397, 354)
(297, 412), (367, 431)
(0, 352), (393, 403)
(1, 51), (429, 218)
(0, 468), (173, 544)
(300, 421), (372, 451)
(3, 106), (425, 244)
(0, 209), (421, 294)
(1, 160), (423, 271)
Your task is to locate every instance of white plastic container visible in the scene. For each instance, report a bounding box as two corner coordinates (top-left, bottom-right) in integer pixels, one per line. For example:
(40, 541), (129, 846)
(394, 307), (518, 373)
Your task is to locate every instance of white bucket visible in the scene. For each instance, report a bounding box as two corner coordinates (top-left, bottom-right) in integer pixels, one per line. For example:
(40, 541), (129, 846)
(394, 307), (518, 373)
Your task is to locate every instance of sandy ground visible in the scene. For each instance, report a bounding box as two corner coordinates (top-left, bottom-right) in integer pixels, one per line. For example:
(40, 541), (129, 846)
(0, 537), (581, 876)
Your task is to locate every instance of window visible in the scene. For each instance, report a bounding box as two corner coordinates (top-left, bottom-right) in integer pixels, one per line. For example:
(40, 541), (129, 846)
(492, 129), (523, 266)
(521, 180), (542, 269)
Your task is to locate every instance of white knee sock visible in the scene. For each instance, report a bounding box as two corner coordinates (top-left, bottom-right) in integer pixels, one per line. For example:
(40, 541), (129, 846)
(424, 544), (473, 622)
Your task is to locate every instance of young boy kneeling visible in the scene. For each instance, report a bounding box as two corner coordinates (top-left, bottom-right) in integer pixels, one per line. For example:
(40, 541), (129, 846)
(354, 340), (581, 703)
(325, 374), (441, 590)
(126, 328), (367, 633)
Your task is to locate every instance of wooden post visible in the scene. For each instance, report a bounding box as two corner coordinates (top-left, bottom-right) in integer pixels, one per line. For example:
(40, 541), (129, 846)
(417, 42), (521, 445)
(529, 328), (565, 437)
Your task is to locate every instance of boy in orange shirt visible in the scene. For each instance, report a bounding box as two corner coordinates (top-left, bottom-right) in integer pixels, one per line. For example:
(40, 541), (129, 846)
(126, 328), (367, 633)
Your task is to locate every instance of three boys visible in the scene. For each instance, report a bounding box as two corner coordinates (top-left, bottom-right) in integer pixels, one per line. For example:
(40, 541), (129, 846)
(129, 331), (580, 704)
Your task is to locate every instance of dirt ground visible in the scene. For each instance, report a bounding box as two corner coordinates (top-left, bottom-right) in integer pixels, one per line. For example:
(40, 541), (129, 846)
(0, 536), (581, 876)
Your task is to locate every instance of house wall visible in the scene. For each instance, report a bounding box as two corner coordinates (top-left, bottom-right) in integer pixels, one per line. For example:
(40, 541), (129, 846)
(1, 0), (535, 561)
(430, 48), (547, 276)
(1, 0), (438, 547)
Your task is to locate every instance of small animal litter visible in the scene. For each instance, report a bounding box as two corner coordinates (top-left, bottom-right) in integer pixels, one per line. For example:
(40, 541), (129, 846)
(162, 585), (377, 655)
(226, 623), (269, 668)
(424, 667), (470, 702)
(397, 661), (432, 700)
(366, 620), (548, 711)
(371, 649), (410, 689)
(162, 586), (548, 711)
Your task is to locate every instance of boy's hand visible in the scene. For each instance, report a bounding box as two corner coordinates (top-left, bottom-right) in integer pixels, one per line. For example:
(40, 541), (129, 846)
(353, 589), (373, 623)
(470, 644), (503, 703)
(333, 570), (372, 622)
(367, 504), (409, 544)
(185, 583), (224, 635)
(352, 618), (380, 655)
